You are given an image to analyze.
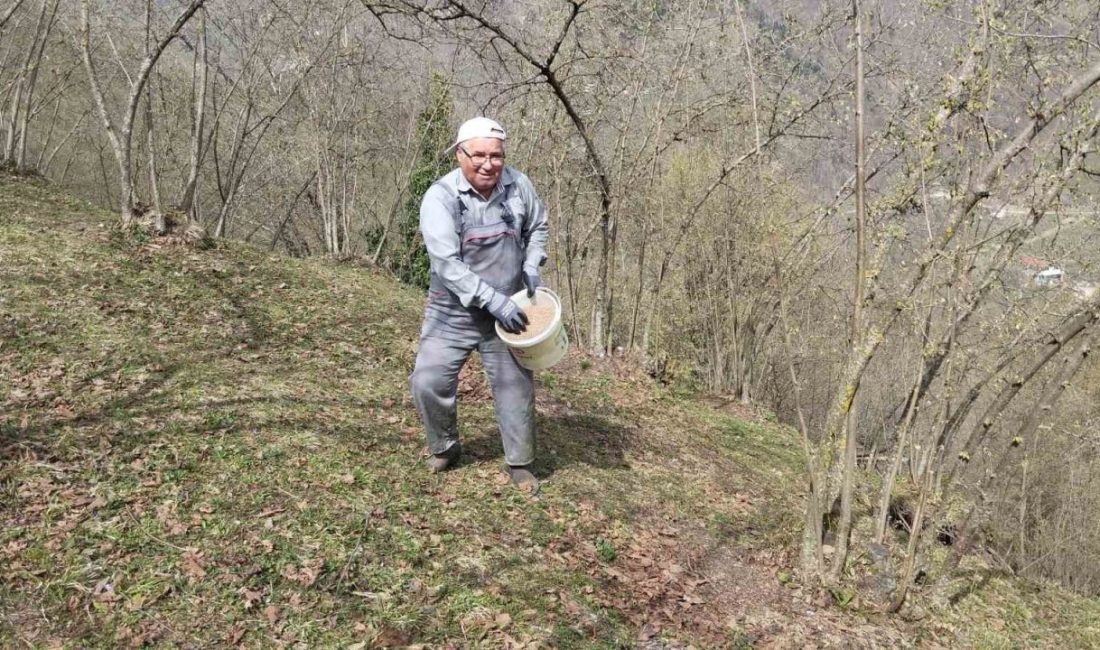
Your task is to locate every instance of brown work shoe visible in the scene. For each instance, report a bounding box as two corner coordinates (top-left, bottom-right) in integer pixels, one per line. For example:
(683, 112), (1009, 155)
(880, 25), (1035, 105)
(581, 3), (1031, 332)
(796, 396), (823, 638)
(507, 465), (540, 495)
(427, 443), (461, 473)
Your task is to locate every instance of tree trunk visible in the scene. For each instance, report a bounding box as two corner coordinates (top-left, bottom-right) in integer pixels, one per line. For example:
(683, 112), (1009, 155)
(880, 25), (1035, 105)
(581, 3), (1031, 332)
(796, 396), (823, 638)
(142, 0), (162, 229)
(628, 217), (649, 351)
(830, 0), (868, 582)
(179, 6), (207, 218)
(146, 85), (163, 229)
(4, 0), (49, 164)
(214, 103), (250, 238)
(14, 0), (56, 171)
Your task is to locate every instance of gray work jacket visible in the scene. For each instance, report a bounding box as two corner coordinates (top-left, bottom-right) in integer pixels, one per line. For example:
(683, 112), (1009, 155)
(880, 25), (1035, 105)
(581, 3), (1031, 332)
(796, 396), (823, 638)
(419, 166), (549, 308)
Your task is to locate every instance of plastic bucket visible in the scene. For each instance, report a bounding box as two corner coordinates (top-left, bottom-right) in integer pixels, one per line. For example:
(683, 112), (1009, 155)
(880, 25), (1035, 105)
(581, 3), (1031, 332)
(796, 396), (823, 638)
(495, 287), (569, 370)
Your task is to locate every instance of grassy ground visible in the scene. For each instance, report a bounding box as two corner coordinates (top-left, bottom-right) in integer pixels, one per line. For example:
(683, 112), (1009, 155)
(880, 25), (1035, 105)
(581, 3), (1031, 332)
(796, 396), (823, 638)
(2, 173), (1098, 649)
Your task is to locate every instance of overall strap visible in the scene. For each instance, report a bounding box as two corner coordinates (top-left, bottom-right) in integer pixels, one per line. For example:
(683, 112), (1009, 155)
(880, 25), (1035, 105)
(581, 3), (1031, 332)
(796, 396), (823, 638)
(499, 181), (516, 230)
(454, 191), (468, 241)
(446, 180), (516, 257)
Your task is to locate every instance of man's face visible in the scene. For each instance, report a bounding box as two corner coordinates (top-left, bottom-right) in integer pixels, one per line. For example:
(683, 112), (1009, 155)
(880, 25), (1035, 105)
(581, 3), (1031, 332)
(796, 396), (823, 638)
(457, 137), (505, 196)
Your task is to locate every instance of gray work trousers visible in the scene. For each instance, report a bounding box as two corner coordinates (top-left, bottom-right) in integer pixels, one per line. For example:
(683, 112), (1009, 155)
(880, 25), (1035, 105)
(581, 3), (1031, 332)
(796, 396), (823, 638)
(410, 332), (535, 466)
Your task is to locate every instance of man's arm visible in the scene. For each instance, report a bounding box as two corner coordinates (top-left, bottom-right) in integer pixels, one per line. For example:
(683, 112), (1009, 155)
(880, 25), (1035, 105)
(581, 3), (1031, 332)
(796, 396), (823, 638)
(420, 185), (495, 308)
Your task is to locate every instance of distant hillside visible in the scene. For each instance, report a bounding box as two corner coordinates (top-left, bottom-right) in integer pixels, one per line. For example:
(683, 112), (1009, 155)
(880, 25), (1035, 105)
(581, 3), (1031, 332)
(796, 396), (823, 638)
(2, 173), (1098, 648)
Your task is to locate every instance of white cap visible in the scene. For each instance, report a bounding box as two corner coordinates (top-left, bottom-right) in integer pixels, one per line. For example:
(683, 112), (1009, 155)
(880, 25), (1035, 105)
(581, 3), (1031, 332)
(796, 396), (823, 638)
(448, 117), (507, 152)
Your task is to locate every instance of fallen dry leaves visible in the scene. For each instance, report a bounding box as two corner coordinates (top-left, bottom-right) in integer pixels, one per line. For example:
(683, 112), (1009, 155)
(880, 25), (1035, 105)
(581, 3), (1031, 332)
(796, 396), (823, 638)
(181, 548), (207, 583)
(280, 557), (324, 587)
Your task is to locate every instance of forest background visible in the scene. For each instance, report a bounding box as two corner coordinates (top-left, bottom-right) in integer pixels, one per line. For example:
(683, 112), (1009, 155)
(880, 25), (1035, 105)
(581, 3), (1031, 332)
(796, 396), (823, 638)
(3, 0), (1100, 603)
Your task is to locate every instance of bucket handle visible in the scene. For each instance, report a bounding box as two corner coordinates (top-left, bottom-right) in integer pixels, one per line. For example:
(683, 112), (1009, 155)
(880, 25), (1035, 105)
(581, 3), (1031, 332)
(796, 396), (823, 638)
(534, 286), (561, 304)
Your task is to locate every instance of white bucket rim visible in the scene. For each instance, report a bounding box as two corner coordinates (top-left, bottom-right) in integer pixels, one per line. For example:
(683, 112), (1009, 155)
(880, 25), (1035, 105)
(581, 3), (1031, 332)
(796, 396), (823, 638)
(495, 287), (563, 349)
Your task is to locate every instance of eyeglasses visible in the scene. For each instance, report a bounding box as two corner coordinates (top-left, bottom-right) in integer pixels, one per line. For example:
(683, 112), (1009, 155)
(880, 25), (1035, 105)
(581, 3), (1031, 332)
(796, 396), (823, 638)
(458, 145), (506, 167)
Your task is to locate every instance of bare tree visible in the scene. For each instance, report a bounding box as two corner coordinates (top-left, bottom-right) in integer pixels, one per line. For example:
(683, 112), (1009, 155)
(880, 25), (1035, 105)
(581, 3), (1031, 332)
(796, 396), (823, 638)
(77, 0), (205, 224)
(830, 0), (868, 583)
(177, 5), (207, 219)
(791, 0), (1100, 590)
(210, 1), (349, 239)
(3, 0), (56, 169)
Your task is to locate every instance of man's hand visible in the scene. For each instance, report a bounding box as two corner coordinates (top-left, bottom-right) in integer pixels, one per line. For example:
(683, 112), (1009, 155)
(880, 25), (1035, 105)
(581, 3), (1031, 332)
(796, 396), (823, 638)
(486, 292), (529, 334)
(523, 270), (541, 297)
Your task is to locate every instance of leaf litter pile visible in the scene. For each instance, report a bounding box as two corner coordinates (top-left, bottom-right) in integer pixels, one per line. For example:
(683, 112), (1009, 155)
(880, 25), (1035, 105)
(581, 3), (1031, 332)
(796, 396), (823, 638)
(3, 173), (1096, 649)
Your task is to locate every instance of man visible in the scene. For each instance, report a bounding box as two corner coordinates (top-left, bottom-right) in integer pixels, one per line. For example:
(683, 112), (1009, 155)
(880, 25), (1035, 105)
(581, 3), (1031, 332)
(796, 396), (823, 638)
(409, 117), (549, 494)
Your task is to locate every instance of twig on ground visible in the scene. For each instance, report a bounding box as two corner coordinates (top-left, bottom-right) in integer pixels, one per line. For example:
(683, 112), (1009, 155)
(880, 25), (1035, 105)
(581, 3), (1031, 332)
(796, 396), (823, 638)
(126, 507), (187, 552)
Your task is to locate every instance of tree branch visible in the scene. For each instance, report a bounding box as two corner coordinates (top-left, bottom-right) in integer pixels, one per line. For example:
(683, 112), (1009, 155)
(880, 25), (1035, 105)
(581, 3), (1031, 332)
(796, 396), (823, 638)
(0, 0), (27, 31)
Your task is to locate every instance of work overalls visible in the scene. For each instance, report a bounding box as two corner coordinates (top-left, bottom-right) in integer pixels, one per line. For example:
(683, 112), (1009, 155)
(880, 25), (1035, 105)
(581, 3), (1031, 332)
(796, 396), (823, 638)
(409, 182), (535, 466)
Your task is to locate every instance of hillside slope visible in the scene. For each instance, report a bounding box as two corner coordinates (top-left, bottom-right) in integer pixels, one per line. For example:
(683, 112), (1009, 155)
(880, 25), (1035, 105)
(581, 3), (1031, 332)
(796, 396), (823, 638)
(2, 173), (1098, 649)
